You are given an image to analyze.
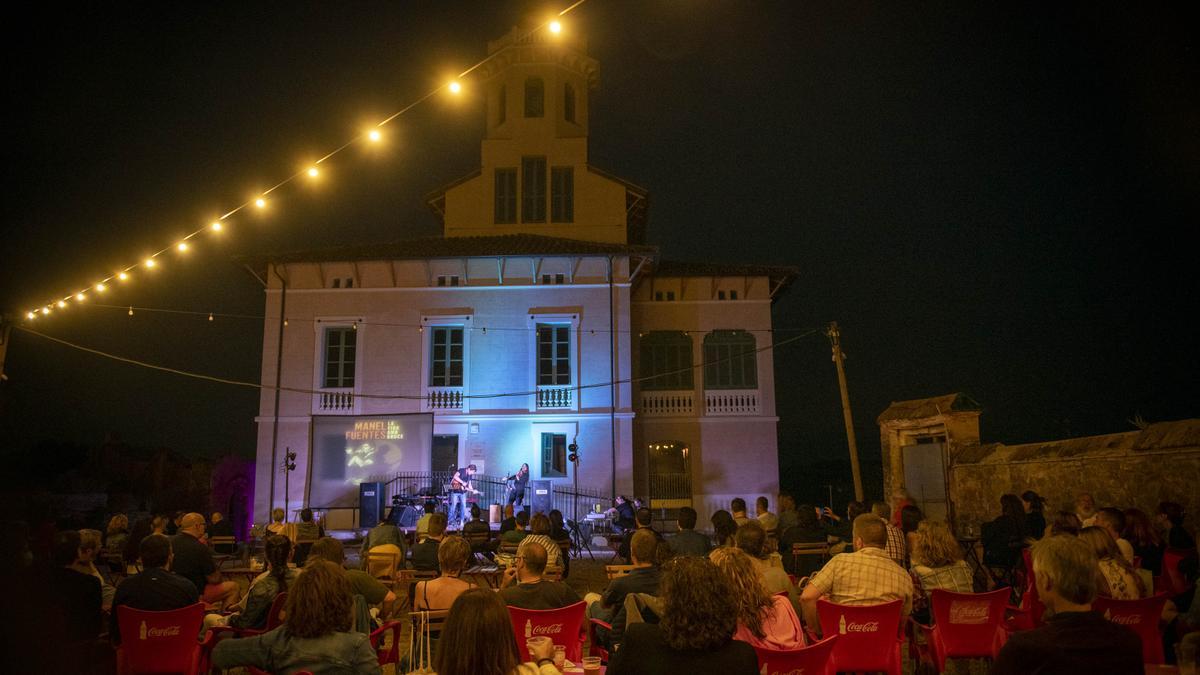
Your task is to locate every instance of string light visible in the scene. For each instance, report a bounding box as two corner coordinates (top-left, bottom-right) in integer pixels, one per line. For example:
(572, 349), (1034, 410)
(26, 312), (35, 320)
(208, 312), (214, 321)
(76, 292), (86, 301)
(128, 306), (134, 316)
(21, 7), (586, 323)
(58, 300), (67, 308)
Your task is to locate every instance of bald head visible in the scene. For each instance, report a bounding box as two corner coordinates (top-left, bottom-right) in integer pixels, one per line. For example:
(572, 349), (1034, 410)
(179, 512), (206, 537)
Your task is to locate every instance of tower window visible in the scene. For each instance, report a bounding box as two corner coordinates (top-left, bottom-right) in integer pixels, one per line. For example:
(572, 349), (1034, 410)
(564, 82), (576, 123)
(551, 166), (574, 223)
(494, 168), (517, 223)
(524, 78), (544, 118)
(522, 156), (547, 223)
(497, 84), (506, 125)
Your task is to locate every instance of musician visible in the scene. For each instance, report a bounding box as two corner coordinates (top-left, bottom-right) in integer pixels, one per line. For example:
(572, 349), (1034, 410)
(607, 495), (638, 535)
(448, 464), (478, 526)
(505, 463), (530, 507)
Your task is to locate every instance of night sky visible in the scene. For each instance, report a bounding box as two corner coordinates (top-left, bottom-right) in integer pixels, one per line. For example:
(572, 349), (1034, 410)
(2, 2), (1196, 502)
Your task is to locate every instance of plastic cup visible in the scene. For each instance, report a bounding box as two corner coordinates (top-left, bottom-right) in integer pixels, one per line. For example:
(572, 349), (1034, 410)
(581, 656), (602, 673)
(553, 644), (566, 670)
(526, 635), (551, 657)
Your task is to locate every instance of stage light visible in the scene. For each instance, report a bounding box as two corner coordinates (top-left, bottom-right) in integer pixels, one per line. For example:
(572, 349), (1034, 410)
(549, 21), (562, 33)
(118, 272), (129, 281)
(144, 258), (157, 268)
(95, 283), (107, 293)
(211, 221), (223, 232)
(307, 167), (319, 178)
(177, 242), (189, 252)
(255, 198), (267, 208)
(448, 81), (462, 94)
(368, 129), (382, 142)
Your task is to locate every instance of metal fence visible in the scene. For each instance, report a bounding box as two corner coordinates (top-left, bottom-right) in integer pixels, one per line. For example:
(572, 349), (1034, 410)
(371, 471), (611, 522)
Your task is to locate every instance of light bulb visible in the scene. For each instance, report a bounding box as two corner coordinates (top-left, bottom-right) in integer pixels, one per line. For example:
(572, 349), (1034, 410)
(212, 221), (223, 232)
(57, 300), (66, 308)
(145, 258), (157, 268)
(177, 242), (189, 252)
(26, 311), (35, 320)
(118, 272), (129, 281)
(95, 283), (107, 292)
(368, 129), (381, 142)
(448, 81), (462, 94)
(549, 21), (562, 33)
(307, 167), (319, 178)
(208, 313), (214, 321)
(76, 293), (86, 301)
(255, 198), (266, 208)
(128, 306), (134, 316)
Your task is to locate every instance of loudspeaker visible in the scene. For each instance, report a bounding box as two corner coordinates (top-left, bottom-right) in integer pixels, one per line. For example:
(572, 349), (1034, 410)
(359, 482), (383, 529)
(387, 505), (420, 528)
(530, 480), (553, 516)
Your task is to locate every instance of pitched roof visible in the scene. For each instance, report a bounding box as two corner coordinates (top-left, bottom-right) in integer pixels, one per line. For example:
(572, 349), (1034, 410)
(240, 234), (657, 269)
(877, 393), (983, 423)
(954, 419), (1200, 465)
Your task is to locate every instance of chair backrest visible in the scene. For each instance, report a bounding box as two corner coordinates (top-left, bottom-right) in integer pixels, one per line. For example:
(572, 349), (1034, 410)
(605, 564), (637, 579)
(464, 531), (492, 546)
(1093, 593), (1170, 664)
(753, 635), (838, 675)
(498, 541), (520, 555)
(370, 620), (405, 666)
(1019, 547), (1046, 627)
(1162, 548), (1195, 596)
(816, 599), (903, 672)
(265, 591), (288, 631)
(117, 602), (205, 674)
(209, 536), (236, 546)
(543, 566), (564, 582)
(507, 600), (588, 663)
(366, 545), (402, 579)
(929, 588), (1009, 658)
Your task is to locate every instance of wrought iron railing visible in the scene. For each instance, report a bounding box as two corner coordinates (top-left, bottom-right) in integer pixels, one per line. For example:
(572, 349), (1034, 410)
(371, 471), (610, 522)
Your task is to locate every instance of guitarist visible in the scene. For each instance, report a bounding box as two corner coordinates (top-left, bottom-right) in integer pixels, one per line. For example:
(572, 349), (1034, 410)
(448, 464), (478, 527)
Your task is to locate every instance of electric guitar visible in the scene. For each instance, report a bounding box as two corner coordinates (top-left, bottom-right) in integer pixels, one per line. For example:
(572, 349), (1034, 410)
(450, 473), (482, 495)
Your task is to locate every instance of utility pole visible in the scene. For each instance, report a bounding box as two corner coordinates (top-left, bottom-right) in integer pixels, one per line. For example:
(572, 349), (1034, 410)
(827, 322), (864, 501)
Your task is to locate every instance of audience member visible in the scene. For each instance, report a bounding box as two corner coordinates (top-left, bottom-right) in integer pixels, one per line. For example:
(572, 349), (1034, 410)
(1157, 501), (1196, 550)
(909, 520), (974, 623)
(294, 508), (324, 541)
(1022, 490), (1047, 540)
(75, 528), (116, 607)
(151, 515), (169, 536)
(982, 494), (1028, 570)
(609, 495), (637, 534)
(779, 504), (827, 576)
(711, 510), (738, 548)
(265, 508), (290, 537)
(502, 511), (530, 544)
(1079, 526), (1145, 600)
(414, 536), (474, 610)
(124, 517), (154, 566)
(211, 560), (380, 673)
(900, 504), (925, 561)
(307, 537), (396, 615)
(825, 500), (867, 553)
(433, 588), (558, 675)
(208, 534), (297, 630)
(754, 496), (779, 534)
(498, 504), (518, 536)
(548, 509), (570, 541)
(619, 508), (663, 563)
(606, 556), (758, 674)
(800, 514), (915, 633)
(586, 529), (661, 649)
(208, 511), (236, 555)
(171, 512), (240, 607)
(777, 493), (799, 532)
(1075, 493), (1098, 528)
(991, 535), (1142, 674)
(416, 501), (437, 538)
(710, 547), (804, 650)
(362, 508), (408, 567)
(499, 542), (581, 610)
(109, 534), (198, 644)
(1094, 508), (1135, 563)
(168, 512), (184, 536)
(733, 521), (797, 612)
(518, 513), (564, 569)
(889, 487), (913, 528)
(1122, 507), (1164, 575)
(870, 501), (908, 567)
(47, 530), (103, 643)
(667, 506), (711, 557)
(105, 514), (129, 556)
(463, 504), (492, 538)
(412, 513), (449, 572)
(1048, 511), (1083, 537)
(731, 498), (750, 527)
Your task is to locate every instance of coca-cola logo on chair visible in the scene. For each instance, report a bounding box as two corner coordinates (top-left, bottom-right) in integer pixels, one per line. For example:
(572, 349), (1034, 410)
(948, 601), (990, 625)
(532, 623), (563, 636)
(838, 615), (879, 633)
(148, 625), (182, 638)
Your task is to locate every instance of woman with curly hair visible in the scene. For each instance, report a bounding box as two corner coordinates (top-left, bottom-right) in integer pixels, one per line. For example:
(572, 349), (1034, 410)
(433, 588), (558, 675)
(104, 514), (129, 555)
(211, 560), (379, 674)
(608, 556), (758, 674)
(709, 547), (804, 649)
(909, 520), (974, 623)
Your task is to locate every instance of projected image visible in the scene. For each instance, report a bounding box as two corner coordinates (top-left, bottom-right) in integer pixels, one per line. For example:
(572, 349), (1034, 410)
(310, 414), (433, 507)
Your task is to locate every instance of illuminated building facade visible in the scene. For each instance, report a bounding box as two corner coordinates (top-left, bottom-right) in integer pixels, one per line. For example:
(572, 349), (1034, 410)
(249, 28), (795, 526)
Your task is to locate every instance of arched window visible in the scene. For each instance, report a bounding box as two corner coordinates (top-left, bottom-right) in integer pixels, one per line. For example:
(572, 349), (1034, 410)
(563, 82), (576, 123)
(497, 84), (506, 125)
(524, 77), (544, 118)
(703, 330), (757, 389)
(640, 331), (693, 390)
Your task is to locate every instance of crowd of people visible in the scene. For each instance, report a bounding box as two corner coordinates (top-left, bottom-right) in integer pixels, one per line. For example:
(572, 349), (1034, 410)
(16, 487), (1200, 673)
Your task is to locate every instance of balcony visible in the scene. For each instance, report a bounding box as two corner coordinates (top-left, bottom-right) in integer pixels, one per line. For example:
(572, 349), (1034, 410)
(704, 389), (760, 416)
(639, 391), (695, 417)
(426, 386), (464, 412)
(536, 385), (573, 409)
(316, 388), (356, 414)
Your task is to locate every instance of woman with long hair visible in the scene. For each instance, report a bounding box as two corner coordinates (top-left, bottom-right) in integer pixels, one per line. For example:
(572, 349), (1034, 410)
(983, 494), (1028, 569)
(1080, 526), (1145, 599)
(608, 556), (758, 674)
(414, 536), (474, 610)
(433, 588), (557, 675)
(1122, 507), (1164, 574)
(909, 520), (975, 622)
(1021, 491), (1047, 540)
(710, 510), (738, 548)
(205, 534), (297, 630)
(1047, 511), (1082, 537)
(105, 514), (129, 555)
(212, 560), (379, 673)
(709, 547), (804, 649)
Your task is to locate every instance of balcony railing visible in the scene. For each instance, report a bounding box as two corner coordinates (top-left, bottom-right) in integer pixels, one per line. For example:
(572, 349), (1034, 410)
(536, 386), (573, 409)
(704, 389), (760, 416)
(316, 388), (356, 413)
(639, 391), (695, 416)
(426, 386), (464, 412)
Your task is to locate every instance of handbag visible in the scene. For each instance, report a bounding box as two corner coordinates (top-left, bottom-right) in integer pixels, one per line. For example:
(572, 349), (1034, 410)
(405, 610), (436, 675)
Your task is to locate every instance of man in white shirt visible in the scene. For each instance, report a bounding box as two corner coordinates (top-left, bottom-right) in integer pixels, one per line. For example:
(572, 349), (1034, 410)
(754, 496), (779, 534)
(1075, 493), (1098, 529)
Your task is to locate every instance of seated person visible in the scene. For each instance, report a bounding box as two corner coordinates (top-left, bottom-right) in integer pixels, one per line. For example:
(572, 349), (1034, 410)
(265, 508), (292, 539)
(411, 513), (448, 572)
(362, 508), (407, 568)
(992, 535), (1143, 674)
(207, 535), (297, 630)
(171, 512), (240, 609)
(667, 506), (712, 558)
(734, 521), (795, 601)
(754, 496), (779, 534)
(307, 537), (395, 617)
(908, 520), (974, 623)
(518, 513), (564, 570)
(711, 546), (804, 649)
(435, 589), (559, 675)
(779, 504), (828, 576)
(501, 511), (530, 544)
(619, 508), (664, 563)
(731, 498), (751, 527)
(415, 502), (436, 539)
(499, 542), (581, 610)
(211, 561), (379, 673)
(498, 504), (517, 536)
(414, 536), (474, 610)
(105, 514), (130, 558)
(585, 529), (661, 649)
(608, 496), (637, 535)
(208, 512), (236, 555)
(109, 534), (198, 643)
(1079, 526), (1145, 600)
(75, 528), (116, 608)
(47, 530), (102, 644)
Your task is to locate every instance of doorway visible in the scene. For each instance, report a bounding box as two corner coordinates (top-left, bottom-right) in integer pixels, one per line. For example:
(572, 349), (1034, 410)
(902, 440), (948, 521)
(432, 435), (459, 473)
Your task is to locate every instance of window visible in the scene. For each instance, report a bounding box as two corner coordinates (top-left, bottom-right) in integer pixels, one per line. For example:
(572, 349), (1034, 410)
(551, 166), (574, 223)
(522, 156), (546, 223)
(498, 84), (506, 125)
(564, 82), (576, 123)
(718, 289), (737, 300)
(429, 327), (464, 387)
(541, 433), (567, 477)
(654, 290), (676, 302)
(640, 331), (694, 390)
(703, 331), (757, 389)
(524, 77), (544, 117)
(541, 273), (566, 285)
(494, 168), (517, 223)
(333, 278), (341, 289)
(730, 290), (737, 300)
(537, 323), (571, 385)
(436, 275), (461, 287)
(716, 290), (724, 300)
(323, 327), (356, 388)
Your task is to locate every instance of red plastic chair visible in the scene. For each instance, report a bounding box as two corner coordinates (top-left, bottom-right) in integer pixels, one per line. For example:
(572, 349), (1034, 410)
(912, 588), (1010, 672)
(1006, 549), (1045, 631)
(752, 635), (838, 675)
(1093, 593), (1170, 664)
(816, 599), (904, 675)
(370, 620), (405, 666)
(507, 601), (588, 663)
(1158, 548), (1196, 597)
(588, 618), (612, 661)
(116, 602), (205, 675)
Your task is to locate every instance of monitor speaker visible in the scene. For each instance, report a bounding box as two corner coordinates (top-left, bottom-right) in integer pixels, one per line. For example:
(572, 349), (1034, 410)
(359, 482), (383, 529)
(530, 480), (553, 516)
